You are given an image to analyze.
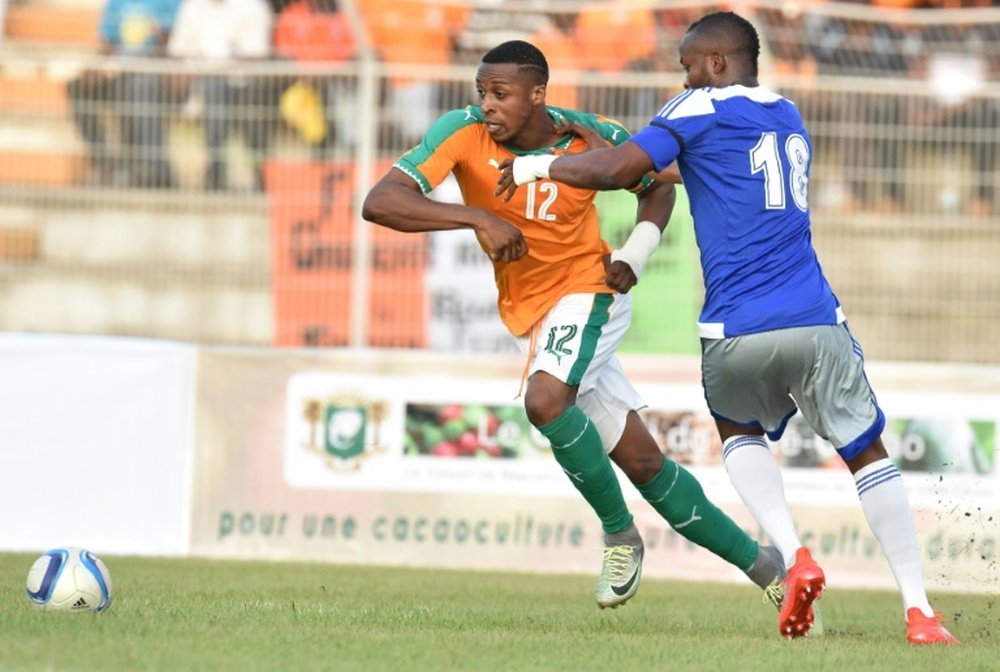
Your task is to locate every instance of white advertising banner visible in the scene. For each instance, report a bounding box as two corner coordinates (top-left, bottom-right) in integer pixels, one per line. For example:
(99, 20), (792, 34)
(0, 333), (196, 556)
(192, 348), (1000, 593)
(5, 332), (993, 593)
(424, 230), (516, 355)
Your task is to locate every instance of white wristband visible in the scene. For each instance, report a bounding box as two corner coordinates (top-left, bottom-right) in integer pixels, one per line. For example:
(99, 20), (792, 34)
(610, 221), (662, 280)
(512, 155), (557, 185)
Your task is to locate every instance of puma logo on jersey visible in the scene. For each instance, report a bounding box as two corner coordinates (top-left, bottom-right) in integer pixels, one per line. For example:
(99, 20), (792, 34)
(488, 158), (500, 169)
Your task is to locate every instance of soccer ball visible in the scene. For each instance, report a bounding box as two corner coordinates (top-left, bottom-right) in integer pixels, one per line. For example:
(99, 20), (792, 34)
(25, 547), (113, 612)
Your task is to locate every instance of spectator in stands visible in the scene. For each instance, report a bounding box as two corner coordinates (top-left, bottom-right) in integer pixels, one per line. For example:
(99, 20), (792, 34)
(757, 3), (816, 81)
(273, 0), (357, 155)
(810, 17), (917, 212)
(66, 0), (181, 189)
(168, 0), (274, 192)
(452, 1), (551, 66)
(574, 0), (658, 124)
(528, 13), (580, 110)
(912, 22), (996, 215)
(453, 3), (579, 108)
(357, 0), (468, 147)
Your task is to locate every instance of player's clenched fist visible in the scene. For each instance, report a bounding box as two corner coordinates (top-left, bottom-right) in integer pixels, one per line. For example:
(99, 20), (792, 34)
(473, 214), (528, 262)
(603, 255), (639, 294)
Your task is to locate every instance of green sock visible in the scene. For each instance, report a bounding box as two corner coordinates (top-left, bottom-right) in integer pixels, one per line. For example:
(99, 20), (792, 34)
(636, 458), (757, 570)
(538, 406), (633, 535)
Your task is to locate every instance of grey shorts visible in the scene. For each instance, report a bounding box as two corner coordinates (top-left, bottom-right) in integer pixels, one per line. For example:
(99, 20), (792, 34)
(701, 323), (885, 461)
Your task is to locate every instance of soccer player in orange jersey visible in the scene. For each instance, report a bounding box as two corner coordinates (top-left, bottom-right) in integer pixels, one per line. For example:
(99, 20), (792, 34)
(363, 40), (786, 611)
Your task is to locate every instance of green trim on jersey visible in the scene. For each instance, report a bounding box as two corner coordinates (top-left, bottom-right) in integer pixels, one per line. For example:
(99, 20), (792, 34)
(502, 107), (632, 156)
(394, 106), (484, 194)
(567, 293), (614, 386)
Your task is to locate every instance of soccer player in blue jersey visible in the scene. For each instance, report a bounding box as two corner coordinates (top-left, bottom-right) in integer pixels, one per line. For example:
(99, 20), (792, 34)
(498, 12), (958, 645)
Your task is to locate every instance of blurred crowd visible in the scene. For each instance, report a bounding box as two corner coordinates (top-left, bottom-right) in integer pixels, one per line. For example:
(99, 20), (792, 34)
(58, 0), (999, 213)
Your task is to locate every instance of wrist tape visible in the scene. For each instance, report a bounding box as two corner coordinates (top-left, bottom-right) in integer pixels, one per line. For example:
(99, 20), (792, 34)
(609, 220), (662, 280)
(512, 155), (557, 185)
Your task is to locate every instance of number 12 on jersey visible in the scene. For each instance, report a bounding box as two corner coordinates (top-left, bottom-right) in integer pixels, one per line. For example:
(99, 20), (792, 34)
(525, 182), (558, 221)
(750, 131), (810, 212)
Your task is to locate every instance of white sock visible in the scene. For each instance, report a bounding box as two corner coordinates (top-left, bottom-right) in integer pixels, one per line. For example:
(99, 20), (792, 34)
(723, 435), (803, 568)
(855, 458), (933, 618)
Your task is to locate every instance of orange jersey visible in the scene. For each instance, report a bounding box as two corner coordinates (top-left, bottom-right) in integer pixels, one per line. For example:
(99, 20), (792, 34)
(394, 106), (651, 336)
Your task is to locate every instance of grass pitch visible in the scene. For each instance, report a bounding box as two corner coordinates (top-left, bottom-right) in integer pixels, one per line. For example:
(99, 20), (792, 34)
(1, 553), (995, 671)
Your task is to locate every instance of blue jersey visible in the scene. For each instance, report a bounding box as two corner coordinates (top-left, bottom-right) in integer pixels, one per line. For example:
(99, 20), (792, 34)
(629, 85), (843, 338)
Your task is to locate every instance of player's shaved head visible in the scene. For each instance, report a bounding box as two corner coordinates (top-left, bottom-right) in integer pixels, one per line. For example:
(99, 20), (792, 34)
(481, 40), (549, 85)
(686, 12), (760, 76)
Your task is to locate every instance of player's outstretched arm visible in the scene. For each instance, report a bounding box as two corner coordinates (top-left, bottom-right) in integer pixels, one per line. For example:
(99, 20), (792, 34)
(496, 142), (654, 202)
(364, 168), (528, 263)
(554, 119), (683, 186)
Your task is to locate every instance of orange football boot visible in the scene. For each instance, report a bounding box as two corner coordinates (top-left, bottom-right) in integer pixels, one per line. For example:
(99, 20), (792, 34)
(906, 608), (959, 645)
(779, 547), (826, 639)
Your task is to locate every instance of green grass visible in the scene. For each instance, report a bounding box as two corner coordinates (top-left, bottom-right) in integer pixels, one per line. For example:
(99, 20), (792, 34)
(1, 553), (996, 671)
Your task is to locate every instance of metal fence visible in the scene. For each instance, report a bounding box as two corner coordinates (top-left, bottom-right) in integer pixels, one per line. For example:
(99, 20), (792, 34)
(0, 0), (998, 363)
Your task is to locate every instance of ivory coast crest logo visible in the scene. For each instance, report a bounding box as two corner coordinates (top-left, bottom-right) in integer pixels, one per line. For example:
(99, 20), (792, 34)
(301, 392), (388, 471)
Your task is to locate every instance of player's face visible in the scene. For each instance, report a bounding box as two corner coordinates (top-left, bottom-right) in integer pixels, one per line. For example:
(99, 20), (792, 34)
(679, 33), (716, 89)
(475, 63), (543, 144)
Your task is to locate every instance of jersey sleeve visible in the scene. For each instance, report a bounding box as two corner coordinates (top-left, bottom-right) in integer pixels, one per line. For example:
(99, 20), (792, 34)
(630, 88), (718, 171)
(394, 108), (479, 194)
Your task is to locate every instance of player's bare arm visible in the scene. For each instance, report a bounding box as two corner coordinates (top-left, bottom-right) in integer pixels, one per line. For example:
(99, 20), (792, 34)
(364, 168), (528, 263)
(555, 119), (683, 186)
(495, 141), (655, 202)
(654, 163), (682, 184)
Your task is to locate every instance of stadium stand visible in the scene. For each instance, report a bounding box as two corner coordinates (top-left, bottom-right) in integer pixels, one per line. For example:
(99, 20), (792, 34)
(0, 0), (998, 362)
(273, 0), (358, 154)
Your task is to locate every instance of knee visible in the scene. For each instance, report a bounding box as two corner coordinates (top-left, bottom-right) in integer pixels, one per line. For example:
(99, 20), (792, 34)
(845, 438), (889, 473)
(617, 445), (664, 485)
(523, 379), (573, 428)
(523, 391), (564, 428)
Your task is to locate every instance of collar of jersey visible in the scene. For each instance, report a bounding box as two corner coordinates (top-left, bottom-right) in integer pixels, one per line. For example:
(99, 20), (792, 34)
(501, 108), (575, 156)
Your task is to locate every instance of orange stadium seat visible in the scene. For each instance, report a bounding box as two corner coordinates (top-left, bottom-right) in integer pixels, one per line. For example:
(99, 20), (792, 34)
(357, 0), (468, 67)
(574, 0), (657, 73)
(4, 4), (101, 49)
(531, 23), (579, 110)
(0, 227), (40, 260)
(0, 74), (69, 117)
(0, 151), (82, 186)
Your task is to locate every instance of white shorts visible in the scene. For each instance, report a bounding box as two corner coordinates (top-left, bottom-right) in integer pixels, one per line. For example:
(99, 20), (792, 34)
(516, 292), (645, 453)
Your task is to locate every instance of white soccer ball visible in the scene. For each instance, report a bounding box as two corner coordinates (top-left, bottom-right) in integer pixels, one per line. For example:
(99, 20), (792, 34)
(25, 547), (113, 613)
